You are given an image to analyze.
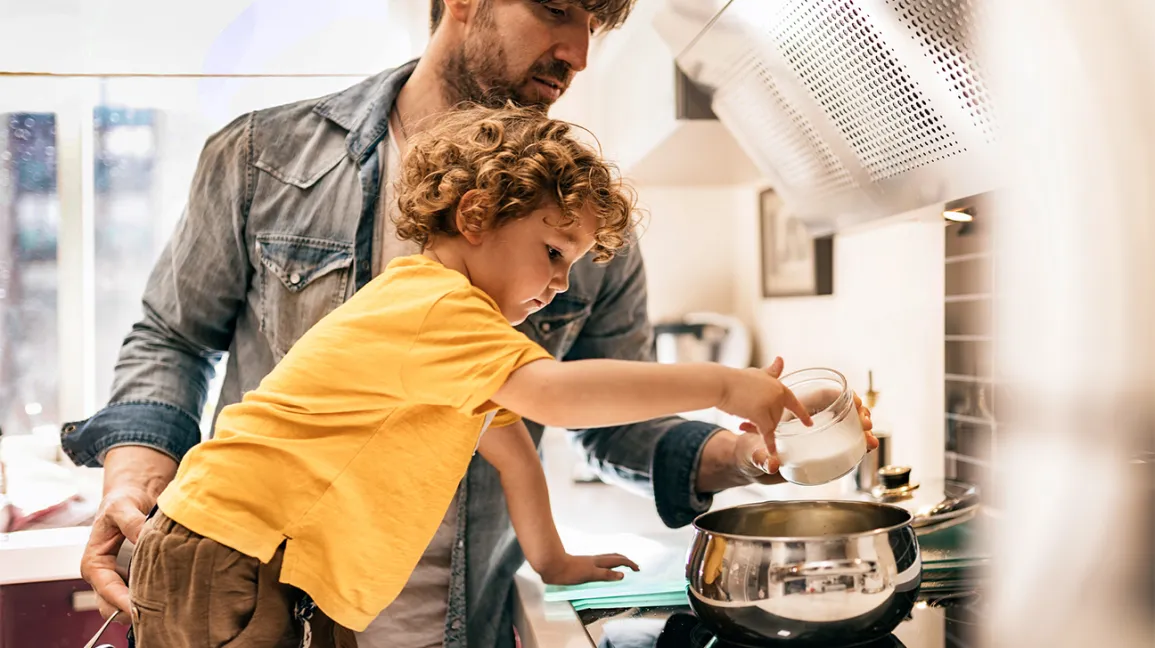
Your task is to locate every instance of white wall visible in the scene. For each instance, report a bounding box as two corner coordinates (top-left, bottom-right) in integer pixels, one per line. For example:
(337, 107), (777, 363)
(750, 207), (946, 483)
(551, 0), (676, 172)
(634, 187), (744, 323)
(637, 185), (947, 484)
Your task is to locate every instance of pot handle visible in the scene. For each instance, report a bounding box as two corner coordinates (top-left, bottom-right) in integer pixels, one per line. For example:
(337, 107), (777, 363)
(770, 559), (878, 582)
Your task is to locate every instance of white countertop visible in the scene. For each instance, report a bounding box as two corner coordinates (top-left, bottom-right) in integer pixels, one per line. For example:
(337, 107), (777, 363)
(0, 525), (88, 586)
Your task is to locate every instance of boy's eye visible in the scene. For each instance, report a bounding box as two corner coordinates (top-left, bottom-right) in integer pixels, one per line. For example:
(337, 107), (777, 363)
(547, 245), (563, 260)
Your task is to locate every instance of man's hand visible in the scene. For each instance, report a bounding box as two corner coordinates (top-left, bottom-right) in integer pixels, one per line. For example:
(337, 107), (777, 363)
(82, 446), (178, 620)
(696, 360), (877, 493)
(538, 553), (641, 586)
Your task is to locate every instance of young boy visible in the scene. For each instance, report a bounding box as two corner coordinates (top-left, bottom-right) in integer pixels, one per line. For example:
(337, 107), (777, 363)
(127, 104), (813, 647)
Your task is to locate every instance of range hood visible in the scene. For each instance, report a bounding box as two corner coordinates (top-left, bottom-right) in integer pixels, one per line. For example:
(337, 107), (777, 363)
(656, 0), (1003, 233)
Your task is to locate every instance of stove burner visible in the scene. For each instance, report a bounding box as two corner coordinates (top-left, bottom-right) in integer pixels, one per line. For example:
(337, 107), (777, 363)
(652, 613), (907, 648)
(590, 592), (981, 648)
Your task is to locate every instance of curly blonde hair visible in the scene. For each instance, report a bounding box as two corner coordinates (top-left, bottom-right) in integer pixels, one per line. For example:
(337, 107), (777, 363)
(394, 103), (638, 263)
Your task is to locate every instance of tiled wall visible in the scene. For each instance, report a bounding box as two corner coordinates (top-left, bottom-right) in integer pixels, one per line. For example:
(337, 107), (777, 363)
(944, 198), (996, 489)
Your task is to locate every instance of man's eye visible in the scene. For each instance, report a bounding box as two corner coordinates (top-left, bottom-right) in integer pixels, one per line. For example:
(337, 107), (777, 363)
(538, 1), (566, 18)
(547, 246), (563, 260)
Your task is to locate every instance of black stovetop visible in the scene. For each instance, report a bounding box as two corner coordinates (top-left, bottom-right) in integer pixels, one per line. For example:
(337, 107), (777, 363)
(580, 591), (982, 648)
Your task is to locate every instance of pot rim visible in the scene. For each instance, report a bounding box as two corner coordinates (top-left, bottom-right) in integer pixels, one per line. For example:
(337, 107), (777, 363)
(691, 499), (915, 542)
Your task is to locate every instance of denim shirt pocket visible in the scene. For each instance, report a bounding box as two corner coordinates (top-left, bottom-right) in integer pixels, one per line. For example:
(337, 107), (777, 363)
(523, 294), (592, 357)
(255, 233), (354, 359)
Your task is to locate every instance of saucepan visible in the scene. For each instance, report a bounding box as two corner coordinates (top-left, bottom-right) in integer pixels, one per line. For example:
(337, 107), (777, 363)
(686, 500), (921, 646)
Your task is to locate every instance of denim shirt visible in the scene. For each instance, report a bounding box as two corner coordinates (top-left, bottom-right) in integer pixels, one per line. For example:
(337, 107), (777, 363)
(60, 61), (721, 648)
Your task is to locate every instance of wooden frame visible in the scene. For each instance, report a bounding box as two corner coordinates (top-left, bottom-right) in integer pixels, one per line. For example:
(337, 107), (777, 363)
(758, 188), (833, 298)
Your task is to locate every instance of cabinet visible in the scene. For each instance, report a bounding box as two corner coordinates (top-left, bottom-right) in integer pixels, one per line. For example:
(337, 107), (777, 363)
(0, 579), (128, 648)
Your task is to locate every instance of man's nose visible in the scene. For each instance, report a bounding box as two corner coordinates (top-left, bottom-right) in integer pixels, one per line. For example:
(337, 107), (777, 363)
(555, 24), (590, 72)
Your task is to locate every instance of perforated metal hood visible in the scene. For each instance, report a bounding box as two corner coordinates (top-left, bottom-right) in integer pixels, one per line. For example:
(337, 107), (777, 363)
(659, 0), (1002, 231)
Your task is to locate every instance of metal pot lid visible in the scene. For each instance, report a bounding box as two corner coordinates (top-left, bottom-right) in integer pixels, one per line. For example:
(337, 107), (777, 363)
(862, 465), (980, 527)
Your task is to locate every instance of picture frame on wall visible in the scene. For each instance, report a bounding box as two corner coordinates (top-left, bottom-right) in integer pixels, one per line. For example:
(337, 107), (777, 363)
(759, 188), (834, 298)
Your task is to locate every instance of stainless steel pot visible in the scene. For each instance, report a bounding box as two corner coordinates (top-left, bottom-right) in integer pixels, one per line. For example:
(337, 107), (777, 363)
(686, 501), (921, 646)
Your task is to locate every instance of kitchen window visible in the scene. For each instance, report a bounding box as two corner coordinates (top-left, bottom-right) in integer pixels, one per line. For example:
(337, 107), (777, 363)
(0, 75), (362, 443)
(0, 0), (423, 536)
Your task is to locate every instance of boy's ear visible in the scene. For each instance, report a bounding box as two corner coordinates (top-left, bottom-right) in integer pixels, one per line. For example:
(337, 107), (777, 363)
(456, 189), (493, 245)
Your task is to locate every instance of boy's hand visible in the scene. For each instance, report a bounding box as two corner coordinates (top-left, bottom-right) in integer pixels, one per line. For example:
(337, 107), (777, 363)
(538, 553), (640, 586)
(737, 386), (878, 475)
(718, 357), (813, 457)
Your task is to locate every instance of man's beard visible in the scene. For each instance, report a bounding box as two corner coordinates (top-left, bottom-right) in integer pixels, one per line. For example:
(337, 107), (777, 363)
(442, 41), (531, 109)
(441, 28), (571, 111)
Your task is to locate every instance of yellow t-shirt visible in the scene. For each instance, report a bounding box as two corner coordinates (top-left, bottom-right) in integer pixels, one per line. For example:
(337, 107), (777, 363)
(157, 254), (552, 631)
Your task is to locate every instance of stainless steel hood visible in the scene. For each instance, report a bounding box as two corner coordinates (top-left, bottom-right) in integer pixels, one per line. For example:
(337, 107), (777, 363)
(657, 0), (1003, 232)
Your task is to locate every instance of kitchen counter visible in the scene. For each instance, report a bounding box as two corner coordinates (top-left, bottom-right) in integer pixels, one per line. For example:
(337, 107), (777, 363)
(513, 571), (592, 648)
(0, 526), (130, 648)
(0, 525), (88, 586)
(511, 522), (699, 648)
(512, 430), (688, 648)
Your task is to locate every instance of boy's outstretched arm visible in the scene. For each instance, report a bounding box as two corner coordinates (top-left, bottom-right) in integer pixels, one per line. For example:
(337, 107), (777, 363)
(477, 421), (638, 585)
(491, 359), (811, 450)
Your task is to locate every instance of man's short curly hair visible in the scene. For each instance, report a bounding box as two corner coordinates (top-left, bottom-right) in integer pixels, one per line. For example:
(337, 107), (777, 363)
(394, 103), (638, 263)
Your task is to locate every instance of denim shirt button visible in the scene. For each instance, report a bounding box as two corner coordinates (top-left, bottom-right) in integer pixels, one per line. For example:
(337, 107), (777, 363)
(289, 272), (301, 285)
(451, 619), (463, 631)
(541, 322), (552, 332)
